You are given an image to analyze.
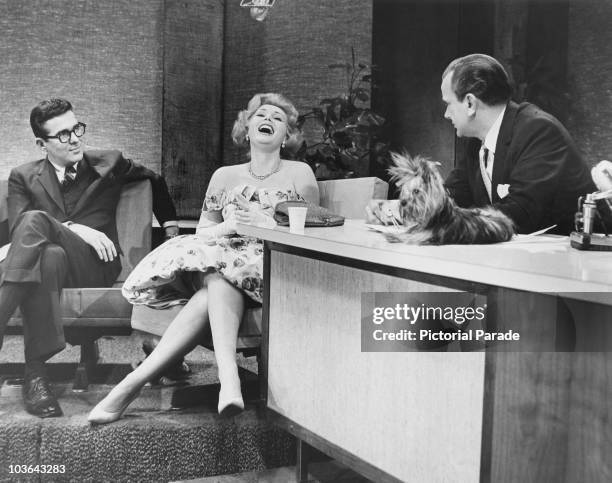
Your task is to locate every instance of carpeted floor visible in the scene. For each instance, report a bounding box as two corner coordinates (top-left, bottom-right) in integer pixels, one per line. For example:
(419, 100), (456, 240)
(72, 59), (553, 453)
(0, 335), (292, 483)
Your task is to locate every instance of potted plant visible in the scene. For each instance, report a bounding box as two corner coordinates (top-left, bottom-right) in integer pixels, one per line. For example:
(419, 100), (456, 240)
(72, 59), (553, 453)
(294, 49), (390, 180)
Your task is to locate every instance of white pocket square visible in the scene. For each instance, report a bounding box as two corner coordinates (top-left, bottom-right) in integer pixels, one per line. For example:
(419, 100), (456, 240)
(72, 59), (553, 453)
(497, 184), (510, 199)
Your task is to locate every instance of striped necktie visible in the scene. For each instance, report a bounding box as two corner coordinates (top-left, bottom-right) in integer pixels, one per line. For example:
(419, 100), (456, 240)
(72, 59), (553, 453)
(62, 163), (77, 190)
(479, 146), (492, 202)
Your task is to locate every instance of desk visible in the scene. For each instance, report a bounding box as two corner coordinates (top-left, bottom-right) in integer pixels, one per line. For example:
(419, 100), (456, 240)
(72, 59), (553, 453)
(238, 220), (612, 482)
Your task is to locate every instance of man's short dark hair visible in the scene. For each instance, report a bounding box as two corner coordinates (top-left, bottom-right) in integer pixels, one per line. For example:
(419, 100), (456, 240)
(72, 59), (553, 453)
(30, 98), (74, 139)
(442, 54), (512, 106)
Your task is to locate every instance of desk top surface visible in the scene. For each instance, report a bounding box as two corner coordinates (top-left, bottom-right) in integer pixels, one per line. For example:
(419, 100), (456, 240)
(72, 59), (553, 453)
(238, 220), (612, 302)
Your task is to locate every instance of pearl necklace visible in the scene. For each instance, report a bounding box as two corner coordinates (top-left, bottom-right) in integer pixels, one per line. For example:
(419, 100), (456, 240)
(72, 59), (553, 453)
(248, 160), (282, 180)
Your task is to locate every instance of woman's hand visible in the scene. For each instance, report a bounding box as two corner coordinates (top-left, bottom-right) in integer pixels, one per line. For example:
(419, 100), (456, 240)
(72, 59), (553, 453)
(232, 193), (275, 227)
(233, 206), (273, 226)
(592, 160), (612, 191)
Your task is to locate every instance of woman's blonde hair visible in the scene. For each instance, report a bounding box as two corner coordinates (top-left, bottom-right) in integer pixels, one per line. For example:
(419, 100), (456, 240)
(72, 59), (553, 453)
(231, 93), (302, 150)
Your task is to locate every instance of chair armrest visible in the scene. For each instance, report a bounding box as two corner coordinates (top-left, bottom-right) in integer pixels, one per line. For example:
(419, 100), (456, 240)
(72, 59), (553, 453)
(116, 180), (153, 282)
(0, 180), (8, 246)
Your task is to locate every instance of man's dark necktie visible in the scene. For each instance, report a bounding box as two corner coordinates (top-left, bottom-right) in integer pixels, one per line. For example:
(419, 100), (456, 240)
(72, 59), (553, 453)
(62, 163), (77, 190)
(483, 147), (490, 169)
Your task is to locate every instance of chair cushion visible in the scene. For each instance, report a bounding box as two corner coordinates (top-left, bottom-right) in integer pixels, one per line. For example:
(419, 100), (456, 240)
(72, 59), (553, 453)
(8, 287), (133, 329)
(131, 304), (262, 349)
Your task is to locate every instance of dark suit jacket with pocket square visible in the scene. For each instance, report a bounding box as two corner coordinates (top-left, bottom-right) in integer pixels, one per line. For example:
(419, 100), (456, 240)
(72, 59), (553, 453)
(444, 101), (595, 235)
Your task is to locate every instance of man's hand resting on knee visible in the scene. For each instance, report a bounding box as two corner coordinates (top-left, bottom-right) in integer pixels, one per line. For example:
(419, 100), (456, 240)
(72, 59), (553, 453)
(65, 223), (117, 262)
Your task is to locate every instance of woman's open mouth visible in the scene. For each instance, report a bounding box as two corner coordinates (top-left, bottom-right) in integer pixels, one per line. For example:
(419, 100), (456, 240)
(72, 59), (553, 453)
(257, 123), (274, 135)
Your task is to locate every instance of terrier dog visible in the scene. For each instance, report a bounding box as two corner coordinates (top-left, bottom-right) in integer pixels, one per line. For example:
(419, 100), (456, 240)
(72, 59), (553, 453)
(382, 152), (514, 244)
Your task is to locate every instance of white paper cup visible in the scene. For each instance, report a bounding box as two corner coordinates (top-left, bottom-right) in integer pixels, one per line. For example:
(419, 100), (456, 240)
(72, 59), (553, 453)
(288, 206), (308, 234)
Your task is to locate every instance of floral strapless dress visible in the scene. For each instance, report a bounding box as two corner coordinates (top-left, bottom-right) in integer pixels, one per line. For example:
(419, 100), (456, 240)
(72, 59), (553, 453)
(122, 185), (302, 308)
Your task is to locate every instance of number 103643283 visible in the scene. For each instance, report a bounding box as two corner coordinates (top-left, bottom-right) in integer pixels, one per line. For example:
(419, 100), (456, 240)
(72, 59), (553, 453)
(9, 464), (66, 474)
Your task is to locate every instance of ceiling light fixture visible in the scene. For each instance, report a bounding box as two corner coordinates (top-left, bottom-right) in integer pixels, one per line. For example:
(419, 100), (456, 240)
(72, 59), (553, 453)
(240, 0), (275, 22)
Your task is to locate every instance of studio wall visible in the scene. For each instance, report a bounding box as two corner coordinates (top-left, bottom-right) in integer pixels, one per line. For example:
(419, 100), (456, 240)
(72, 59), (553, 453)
(162, 0), (224, 218)
(567, 0), (612, 165)
(373, 0), (612, 179)
(2, 0), (610, 218)
(372, 0), (495, 180)
(0, 1), (372, 216)
(0, 0), (164, 177)
(222, 0), (373, 166)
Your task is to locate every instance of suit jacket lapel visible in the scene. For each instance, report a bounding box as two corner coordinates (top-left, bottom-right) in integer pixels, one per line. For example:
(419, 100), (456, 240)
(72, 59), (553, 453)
(37, 160), (66, 215)
(491, 101), (519, 201)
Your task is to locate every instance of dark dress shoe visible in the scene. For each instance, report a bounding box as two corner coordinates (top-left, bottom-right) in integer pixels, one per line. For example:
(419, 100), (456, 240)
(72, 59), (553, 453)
(22, 375), (63, 418)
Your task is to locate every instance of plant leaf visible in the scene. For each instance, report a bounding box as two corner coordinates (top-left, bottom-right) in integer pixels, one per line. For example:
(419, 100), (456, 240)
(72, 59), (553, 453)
(353, 88), (370, 102)
(332, 131), (353, 149)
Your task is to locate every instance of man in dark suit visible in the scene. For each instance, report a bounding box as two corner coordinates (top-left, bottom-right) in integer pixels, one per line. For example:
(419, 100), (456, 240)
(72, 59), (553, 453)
(0, 98), (178, 418)
(442, 53), (595, 235)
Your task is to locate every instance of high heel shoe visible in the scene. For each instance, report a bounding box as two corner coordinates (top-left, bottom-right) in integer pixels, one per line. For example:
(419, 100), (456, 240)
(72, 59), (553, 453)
(217, 395), (244, 418)
(87, 388), (141, 425)
(217, 370), (244, 417)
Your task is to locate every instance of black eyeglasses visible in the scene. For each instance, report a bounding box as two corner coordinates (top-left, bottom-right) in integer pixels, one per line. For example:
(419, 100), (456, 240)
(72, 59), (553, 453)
(45, 122), (86, 143)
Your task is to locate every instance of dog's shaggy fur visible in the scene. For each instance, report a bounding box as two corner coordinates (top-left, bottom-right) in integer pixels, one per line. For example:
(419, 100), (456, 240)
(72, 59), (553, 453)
(385, 152), (514, 244)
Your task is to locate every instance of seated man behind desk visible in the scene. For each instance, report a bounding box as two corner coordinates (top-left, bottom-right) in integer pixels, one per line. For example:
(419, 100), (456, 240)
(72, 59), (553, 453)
(442, 53), (595, 235)
(0, 98), (177, 418)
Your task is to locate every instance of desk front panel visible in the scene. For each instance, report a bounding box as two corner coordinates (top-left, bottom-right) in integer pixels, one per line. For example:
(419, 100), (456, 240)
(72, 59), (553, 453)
(267, 250), (485, 482)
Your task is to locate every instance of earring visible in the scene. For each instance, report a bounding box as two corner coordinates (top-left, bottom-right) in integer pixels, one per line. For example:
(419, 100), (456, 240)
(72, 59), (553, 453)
(281, 140), (286, 149)
(245, 134), (250, 143)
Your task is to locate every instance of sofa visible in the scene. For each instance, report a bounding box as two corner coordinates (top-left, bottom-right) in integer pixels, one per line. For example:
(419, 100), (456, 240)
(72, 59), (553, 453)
(1, 179), (152, 390)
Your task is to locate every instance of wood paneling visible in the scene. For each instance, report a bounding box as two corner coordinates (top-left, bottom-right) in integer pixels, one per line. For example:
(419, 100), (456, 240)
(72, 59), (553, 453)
(162, 0), (224, 218)
(485, 289), (571, 481)
(484, 290), (612, 481)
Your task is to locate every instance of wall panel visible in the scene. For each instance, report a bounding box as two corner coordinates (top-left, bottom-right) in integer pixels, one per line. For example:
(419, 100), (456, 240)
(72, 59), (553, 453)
(162, 0), (224, 218)
(222, 1), (373, 166)
(567, 0), (612, 165)
(0, 0), (164, 177)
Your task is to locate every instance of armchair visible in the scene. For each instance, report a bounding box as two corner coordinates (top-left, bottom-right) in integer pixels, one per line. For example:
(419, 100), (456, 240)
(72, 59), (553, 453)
(2, 179), (152, 390)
